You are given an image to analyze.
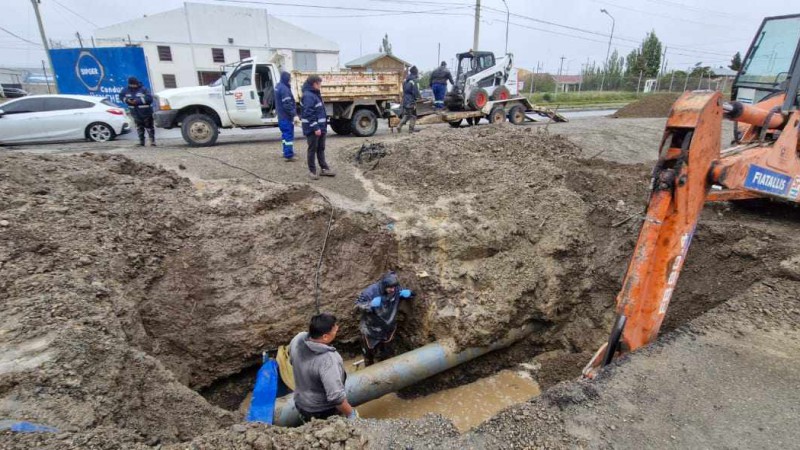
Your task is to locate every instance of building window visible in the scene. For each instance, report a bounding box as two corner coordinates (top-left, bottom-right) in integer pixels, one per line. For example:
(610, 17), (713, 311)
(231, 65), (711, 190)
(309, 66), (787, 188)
(212, 48), (225, 63)
(239, 49), (251, 60)
(163, 74), (177, 89)
(157, 45), (172, 62)
(294, 51), (317, 71)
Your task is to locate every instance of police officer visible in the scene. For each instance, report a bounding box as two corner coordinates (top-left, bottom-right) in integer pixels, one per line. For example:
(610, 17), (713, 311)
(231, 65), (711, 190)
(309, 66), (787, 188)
(397, 66), (421, 133)
(430, 61), (454, 110)
(119, 77), (155, 147)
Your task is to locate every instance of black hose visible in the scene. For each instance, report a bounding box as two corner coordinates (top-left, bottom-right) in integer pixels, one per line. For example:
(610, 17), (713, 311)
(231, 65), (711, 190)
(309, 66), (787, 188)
(180, 149), (334, 314)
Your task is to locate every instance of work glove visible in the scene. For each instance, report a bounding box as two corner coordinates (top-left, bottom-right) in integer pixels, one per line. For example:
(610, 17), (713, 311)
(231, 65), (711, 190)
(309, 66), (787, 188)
(293, 116), (301, 126)
(370, 296), (382, 308)
(399, 289), (414, 299)
(347, 409), (360, 420)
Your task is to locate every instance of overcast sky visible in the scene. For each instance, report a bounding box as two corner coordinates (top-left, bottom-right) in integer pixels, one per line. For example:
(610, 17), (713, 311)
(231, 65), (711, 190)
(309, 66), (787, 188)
(3, 0), (798, 74)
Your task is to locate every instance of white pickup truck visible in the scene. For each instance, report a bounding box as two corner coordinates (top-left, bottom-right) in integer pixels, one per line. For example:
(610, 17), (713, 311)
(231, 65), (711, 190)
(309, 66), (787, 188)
(153, 58), (403, 147)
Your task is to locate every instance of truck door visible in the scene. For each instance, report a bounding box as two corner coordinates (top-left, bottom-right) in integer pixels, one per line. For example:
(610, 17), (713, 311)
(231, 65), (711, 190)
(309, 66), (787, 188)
(223, 62), (262, 126)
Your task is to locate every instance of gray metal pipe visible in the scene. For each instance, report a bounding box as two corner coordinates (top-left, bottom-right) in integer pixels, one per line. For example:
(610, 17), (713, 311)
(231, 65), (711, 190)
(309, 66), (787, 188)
(273, 324), (535, 426)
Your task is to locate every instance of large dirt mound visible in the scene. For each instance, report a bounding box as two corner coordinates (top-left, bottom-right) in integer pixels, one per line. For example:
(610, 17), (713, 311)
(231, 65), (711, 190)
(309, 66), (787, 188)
(613, 93), (681, 118)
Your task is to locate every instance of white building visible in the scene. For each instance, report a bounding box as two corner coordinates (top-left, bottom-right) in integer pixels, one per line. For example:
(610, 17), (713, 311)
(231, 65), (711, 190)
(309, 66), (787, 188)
(94, 2), (339, 92)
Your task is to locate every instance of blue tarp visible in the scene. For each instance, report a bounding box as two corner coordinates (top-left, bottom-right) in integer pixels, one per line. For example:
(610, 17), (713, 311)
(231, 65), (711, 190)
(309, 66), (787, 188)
(0, 420), (59, 433)
(247, 359), (279, 424)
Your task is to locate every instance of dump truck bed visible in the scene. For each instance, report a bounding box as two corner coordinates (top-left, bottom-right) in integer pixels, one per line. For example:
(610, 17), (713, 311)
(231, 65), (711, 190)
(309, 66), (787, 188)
(292, 71), (402, 103)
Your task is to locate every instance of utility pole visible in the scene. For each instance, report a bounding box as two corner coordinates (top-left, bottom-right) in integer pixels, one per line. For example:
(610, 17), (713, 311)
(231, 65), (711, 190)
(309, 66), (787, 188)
(501, 0), (510, 55)
(556, 56), (565, 94)
(599, 8), (615, 92)
(31, 0), (57, 93)
(637, 70), (643, 93)
(657, 46), (668, 91)
(437, 42), (441, 66)
(683, 66), (690, 91)
(473, 0), (480, 51)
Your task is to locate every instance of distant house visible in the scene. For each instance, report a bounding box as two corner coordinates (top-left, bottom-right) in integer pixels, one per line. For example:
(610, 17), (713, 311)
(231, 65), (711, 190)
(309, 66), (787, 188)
(344, 53), (411, 73)
(553, 75), (582, 92)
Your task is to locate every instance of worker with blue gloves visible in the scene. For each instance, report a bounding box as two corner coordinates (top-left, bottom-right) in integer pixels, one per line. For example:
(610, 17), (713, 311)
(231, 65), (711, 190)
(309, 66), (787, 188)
(355, 272), (415, 366)
(275, 71), (300, 161)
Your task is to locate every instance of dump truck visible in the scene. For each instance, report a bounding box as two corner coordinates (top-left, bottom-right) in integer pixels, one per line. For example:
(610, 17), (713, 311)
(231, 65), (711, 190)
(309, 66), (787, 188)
(153, 58), (402, 147)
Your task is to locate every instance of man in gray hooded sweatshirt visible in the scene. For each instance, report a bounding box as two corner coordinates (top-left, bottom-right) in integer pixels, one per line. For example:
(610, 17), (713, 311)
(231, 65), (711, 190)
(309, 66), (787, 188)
(289, 313), (357, 421)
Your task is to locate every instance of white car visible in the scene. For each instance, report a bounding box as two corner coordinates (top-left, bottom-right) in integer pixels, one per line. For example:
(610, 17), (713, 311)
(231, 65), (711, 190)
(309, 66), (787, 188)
(0, 94), (132, 145)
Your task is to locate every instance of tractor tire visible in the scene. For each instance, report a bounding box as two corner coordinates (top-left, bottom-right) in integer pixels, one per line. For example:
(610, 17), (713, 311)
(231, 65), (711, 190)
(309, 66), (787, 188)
(351, 109), (378, 137)
(467, 88), (489, 110)
(448, 119), (463, 128)
(181, 113), (219, 147)
(491, 85), (511, 101)
(488, 106), (506, 124)
(330, 119), (352, 135)
(507, 105), (526, 125)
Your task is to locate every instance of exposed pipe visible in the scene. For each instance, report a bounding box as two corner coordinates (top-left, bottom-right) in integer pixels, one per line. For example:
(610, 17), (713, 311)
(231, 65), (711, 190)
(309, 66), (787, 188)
(273, 324), (537, 427)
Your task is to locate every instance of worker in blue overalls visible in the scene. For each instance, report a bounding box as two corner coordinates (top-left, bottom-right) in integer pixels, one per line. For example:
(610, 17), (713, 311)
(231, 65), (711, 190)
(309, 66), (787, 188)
(275, 71), (301, 161)
(119, 77), (155, 147)
(430, 61), (454, 110)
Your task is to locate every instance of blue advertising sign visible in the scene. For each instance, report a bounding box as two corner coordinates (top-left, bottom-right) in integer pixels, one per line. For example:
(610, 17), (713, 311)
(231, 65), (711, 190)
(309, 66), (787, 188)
(49, 47), (151, 108)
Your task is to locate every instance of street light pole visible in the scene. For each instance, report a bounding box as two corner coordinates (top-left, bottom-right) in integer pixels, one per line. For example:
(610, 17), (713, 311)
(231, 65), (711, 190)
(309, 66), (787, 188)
(599, 8), (615, 92)
(501, 0), (510, 55)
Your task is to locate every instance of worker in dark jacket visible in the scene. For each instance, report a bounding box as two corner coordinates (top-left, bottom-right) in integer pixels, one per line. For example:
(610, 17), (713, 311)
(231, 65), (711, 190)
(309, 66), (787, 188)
(430, 61), (454, 110)
(289, 313), (358, 421)
(397, 66), (421, 133)
(301, 75), (335, 180)
(275, 71), (300, 161)
(119, 76), (155, 146)
(355, 272), (415, 366)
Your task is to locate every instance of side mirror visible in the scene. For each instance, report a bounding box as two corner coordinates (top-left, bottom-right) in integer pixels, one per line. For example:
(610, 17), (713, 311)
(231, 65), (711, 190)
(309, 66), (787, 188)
(221, 74), (229, 91)
(0, 109), (5, 117)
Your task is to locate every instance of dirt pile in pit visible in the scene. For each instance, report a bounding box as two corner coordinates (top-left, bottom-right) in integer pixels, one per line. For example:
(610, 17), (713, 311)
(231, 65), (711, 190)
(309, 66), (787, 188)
(612, 92), (681, 118)
(0, 153), (394, 444)
(358, 124), (652, 355)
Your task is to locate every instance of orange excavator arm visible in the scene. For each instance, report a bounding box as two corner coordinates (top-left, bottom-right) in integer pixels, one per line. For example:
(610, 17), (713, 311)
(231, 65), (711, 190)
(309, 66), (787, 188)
(583, 87), (800, 378)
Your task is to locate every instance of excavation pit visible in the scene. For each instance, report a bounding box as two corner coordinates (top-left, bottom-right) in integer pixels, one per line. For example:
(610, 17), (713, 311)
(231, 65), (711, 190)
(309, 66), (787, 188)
(2, 123), (799, 448)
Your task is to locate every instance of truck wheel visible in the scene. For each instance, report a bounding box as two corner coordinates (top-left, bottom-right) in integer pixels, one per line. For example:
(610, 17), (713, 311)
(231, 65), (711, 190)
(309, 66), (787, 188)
(330, 119), (352, 135)
(491, 86), (511, 101)
(488, 106), (506, 124)
(181, 114), (219, 147)
(467, 88), (489, 110)
(507, 105), (526, 125)
(351, 109), (378, 137)
(448, 119), (462, 128)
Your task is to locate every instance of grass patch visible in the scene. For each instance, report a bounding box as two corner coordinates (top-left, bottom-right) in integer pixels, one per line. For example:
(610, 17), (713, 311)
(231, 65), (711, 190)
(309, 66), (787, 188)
(527, 91), (642, 106)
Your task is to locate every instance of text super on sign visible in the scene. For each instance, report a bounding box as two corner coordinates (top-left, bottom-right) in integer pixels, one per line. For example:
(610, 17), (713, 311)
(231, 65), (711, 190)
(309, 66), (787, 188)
(49, 47), (151, 108)
(743, 165), (795, 198)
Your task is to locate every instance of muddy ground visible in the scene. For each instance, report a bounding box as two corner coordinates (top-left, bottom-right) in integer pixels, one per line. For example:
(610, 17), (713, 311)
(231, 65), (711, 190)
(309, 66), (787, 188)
(1, 118), (798, 449)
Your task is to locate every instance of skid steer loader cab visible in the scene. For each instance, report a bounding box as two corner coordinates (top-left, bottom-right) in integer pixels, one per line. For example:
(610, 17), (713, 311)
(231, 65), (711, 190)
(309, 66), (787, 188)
(445, 50), (514, 111)
(733, 13), (800, 109)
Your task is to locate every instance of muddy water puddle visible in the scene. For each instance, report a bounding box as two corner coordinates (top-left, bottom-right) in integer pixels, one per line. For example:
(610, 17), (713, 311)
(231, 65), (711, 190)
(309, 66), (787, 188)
(350, 366), (541, 432)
